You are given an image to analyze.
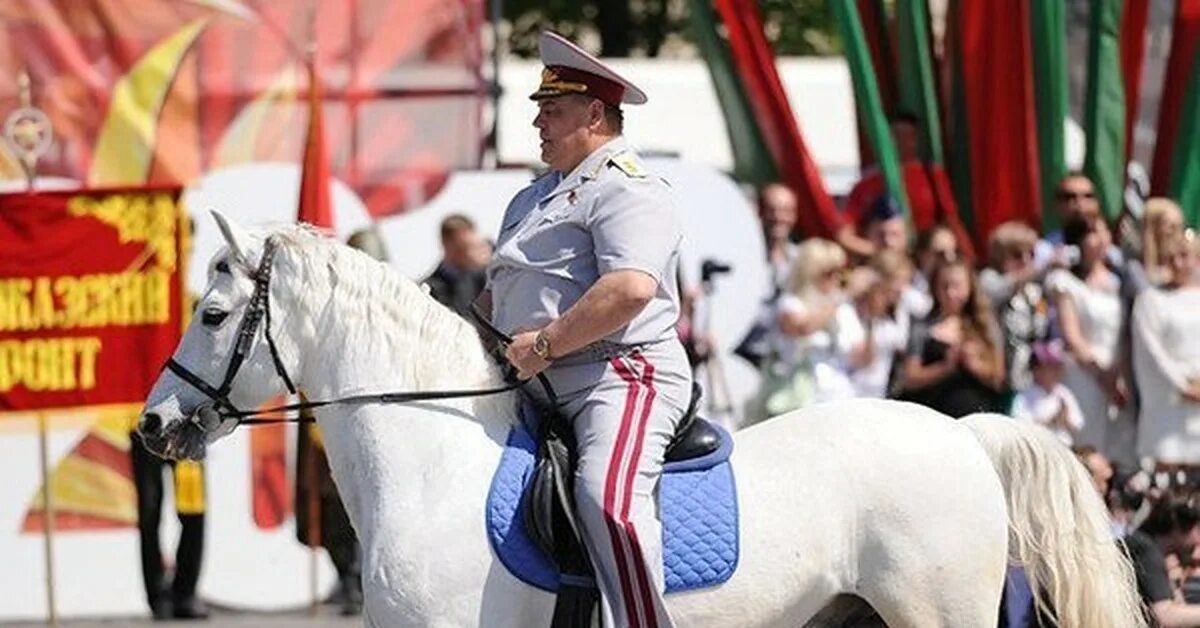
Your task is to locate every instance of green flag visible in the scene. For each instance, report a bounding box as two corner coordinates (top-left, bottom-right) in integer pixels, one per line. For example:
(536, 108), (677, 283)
(1169, 48), (1200, 226)
(944, 0), (975, 234)
(1030, 0), (1069, 231)
(895, 0), (943, 164)
(1083, 0), (1127, 223)
(831, 0), (911, 219)
(686, 0), (777, 185)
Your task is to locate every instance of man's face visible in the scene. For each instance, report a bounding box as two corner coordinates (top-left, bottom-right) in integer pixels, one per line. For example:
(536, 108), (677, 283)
(1055, 176), (1100, 225)
(868, 217), (908, 253)
(759, 185), (798, 241)
(891, 121), (920, 162)
(444, 229), (490, 271)
(533, 96), (595, 172)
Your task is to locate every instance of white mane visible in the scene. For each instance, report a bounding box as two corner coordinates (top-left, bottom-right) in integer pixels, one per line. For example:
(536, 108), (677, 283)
(256, 225), (509, 408)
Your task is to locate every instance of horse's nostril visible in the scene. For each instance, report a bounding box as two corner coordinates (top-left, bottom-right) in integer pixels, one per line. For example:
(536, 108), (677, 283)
(141, 412), (162, 437)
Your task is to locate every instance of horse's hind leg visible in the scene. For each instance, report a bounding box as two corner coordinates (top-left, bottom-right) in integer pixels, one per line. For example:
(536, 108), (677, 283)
(855, 527), (1006, 628)
(859, 570), (1002, 628)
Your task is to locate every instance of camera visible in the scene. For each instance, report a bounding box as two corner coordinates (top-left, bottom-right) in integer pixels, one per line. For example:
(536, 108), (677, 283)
(701, 259), (732, 283)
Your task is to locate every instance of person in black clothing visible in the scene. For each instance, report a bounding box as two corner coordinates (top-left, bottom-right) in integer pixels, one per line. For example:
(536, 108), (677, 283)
(1126, 495), (1200, 626)
(130, 430), (208, 621)
(295, 423), (361, 616)
(423, 214), (490, 318)
(897, 259), (1006, 417)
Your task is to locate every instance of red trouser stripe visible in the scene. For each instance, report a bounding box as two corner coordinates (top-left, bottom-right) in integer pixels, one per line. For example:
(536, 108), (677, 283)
(622, 352), (659, 628)
(607, 358), (647, 628)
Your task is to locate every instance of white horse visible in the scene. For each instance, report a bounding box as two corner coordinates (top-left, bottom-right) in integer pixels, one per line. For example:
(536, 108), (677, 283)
(139, 214), (1145, 628)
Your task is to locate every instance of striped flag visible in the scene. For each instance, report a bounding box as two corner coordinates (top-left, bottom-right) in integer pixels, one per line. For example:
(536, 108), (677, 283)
(1120, 0), (1150, 165)
(895, 0), (943, 165)
(686, 0), (778, 186)
(1150, 0), (1200, 224)
(943, 0), (976, 234)
(953, 0), (1042, 247)
(1030, 0), (1069, 231)
(713, 0), (844, 238)
(832, 0), (912, 222)
(854, 0), (897, 168)
(1168, 52), (1200, 223)
(1083, 0), (1128, 223)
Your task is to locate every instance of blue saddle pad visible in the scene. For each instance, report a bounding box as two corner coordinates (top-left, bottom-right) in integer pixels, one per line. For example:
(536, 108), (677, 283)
(485, 414), (739, 594)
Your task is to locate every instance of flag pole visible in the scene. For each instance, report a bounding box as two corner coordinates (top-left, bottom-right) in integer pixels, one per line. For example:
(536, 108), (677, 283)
(38, 411), (58, 627)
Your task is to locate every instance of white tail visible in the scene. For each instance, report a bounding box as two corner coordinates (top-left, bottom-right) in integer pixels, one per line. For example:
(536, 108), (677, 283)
(962, 414), (1148, 628)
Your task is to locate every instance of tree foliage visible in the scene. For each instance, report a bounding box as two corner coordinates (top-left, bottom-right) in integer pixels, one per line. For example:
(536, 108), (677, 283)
(503, 0), (841, 58)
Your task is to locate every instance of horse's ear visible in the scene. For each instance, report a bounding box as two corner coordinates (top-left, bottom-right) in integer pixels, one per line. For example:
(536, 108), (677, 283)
(210, 209), (251, 267)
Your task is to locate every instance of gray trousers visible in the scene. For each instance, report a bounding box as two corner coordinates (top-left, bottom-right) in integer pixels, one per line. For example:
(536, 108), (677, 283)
(532, 339), (692, 628)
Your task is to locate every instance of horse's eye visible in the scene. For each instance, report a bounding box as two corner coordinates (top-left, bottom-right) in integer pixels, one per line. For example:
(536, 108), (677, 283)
(202, 308), (229, 327)
(215, 260), (231, 274)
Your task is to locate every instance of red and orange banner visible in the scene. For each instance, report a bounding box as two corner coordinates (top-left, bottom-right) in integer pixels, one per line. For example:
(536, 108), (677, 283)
(0, 0), (485, 216)
(0, 186), (186, 412)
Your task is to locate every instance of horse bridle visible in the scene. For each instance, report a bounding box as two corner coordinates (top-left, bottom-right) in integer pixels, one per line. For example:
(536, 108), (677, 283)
(165, 237), (299, 420)
(165, 236), (522, 426)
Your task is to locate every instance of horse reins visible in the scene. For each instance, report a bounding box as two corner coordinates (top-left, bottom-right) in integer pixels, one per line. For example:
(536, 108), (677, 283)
(164, 236), (525, 426)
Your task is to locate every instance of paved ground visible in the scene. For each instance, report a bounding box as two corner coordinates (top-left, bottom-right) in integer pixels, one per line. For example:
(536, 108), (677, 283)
(2, 609), (360, 627)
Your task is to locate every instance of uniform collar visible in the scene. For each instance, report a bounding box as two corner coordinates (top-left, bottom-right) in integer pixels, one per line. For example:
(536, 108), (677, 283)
(542, 136), (628, 201)
(566, 135), (628, 181)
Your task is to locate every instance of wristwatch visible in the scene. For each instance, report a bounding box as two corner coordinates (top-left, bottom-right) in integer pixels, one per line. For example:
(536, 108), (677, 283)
(532, 330), (553, 361)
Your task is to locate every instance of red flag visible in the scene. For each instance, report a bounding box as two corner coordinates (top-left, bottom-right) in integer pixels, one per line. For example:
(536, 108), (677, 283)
(1151, 0), (1200, 195)
(715, 0), (843, 239)
(956, 0), (1042, 248)
(1120, 0), (1150, 165)
(298, 60), (334, 229)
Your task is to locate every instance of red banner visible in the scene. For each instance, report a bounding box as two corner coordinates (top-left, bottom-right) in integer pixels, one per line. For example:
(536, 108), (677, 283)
(0, 187), (186, 412)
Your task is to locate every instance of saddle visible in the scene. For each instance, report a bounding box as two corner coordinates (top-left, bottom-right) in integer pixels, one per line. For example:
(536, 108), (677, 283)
(523, 381), (725, 627)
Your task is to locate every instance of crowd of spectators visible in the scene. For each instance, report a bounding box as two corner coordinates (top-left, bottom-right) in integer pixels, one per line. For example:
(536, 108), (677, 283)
(732, 114), (1200, 625)
(741, 141), (1198, 464)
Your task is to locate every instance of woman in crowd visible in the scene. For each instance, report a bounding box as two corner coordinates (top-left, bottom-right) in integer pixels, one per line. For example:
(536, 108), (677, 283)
(914, 224), (960, 288)
(842, 250), (912, 399)
(1134, 234), (1200, 468)
(906, 223), (958, 320)
(1047, 216), (1134, 463)
(751, 238), (856, 421)
(978, 221), (1052, 393)
(1131, 197), (1187, 291)
(898, 259), (1005, 417)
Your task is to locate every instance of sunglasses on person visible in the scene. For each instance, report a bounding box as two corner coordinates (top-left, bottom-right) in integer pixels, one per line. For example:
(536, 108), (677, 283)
(1055, 189), (1095, 201)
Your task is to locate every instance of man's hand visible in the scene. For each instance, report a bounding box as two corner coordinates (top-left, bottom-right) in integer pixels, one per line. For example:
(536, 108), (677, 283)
(506, 330), (551, 380)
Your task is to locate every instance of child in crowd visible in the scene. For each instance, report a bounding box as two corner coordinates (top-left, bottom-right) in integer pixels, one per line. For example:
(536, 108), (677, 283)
(1012, 340), (1085, 446)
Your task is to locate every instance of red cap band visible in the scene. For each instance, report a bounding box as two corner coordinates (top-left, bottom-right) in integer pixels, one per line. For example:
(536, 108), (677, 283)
(530, 65), (625, 106)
